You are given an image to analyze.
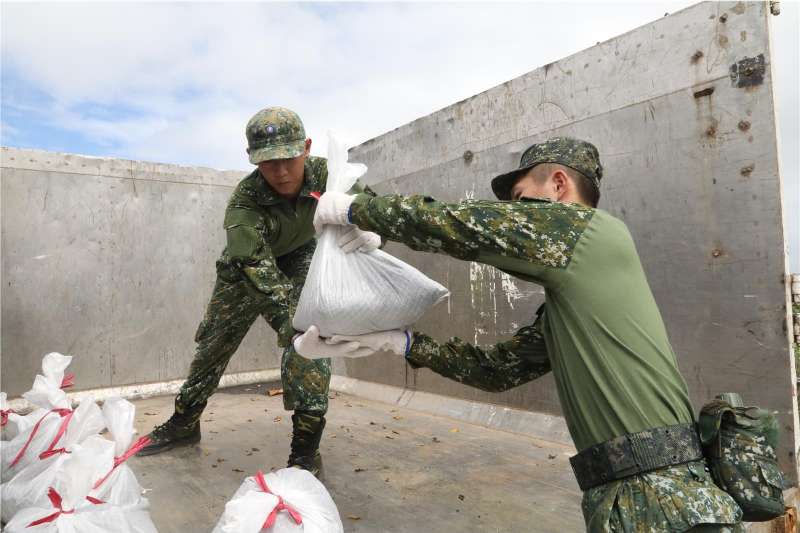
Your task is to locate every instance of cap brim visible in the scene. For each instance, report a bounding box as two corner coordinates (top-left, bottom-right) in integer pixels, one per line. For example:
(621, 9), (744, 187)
(490, 164), (534, 200)
(248, 140), (305, 164)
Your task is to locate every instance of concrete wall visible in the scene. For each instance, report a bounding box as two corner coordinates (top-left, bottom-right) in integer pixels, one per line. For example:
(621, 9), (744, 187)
(344, 1), (799, 481)
(1, 148), (280, 397)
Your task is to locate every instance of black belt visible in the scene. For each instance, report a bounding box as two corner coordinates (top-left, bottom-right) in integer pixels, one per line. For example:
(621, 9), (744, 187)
(569, 423), (704, 491)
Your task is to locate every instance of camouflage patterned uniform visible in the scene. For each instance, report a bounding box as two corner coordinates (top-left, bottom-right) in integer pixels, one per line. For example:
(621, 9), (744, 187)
(175, 155), (332, 422)
(346, 137), (743, 532)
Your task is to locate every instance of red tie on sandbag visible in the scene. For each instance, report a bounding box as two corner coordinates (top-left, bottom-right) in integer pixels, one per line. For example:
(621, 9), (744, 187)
(1, 408), (14, 427)
(26, 487), (74, 527)
(255, 470), (303, 529)
(92, 436), (152, 489)
(10, 408), (72, 467)
(60, 373), (75, 389)
(37, 410), (76, 459)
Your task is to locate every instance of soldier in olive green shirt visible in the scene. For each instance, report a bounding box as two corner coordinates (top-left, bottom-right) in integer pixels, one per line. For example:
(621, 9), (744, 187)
(303, 138), (743, 531)
(138, 107), (379, 478)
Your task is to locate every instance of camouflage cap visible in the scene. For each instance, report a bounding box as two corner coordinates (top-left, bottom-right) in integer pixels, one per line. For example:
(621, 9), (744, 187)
(246, 107), (307, 164)
(491, 137), (603, 200)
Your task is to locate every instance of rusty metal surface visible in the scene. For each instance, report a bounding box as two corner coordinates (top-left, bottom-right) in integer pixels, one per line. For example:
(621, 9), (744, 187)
(346, 1), (798, 482)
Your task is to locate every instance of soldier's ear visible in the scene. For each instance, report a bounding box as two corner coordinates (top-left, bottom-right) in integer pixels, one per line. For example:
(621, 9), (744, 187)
(552, 169), (568, 191)
(304, 138), (312, 155)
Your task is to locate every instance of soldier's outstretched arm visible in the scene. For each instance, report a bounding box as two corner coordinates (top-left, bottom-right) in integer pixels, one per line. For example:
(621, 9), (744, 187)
(405, 308), (551, 393)
(347, 193), (593, 281)
(224, 198), (296, 347)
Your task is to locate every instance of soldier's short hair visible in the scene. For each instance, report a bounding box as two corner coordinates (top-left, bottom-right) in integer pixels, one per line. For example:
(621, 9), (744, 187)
(531, 163), (600, 208)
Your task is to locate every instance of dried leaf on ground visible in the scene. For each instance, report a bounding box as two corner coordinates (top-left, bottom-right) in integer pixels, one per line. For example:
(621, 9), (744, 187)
(267, 388), (284, 397)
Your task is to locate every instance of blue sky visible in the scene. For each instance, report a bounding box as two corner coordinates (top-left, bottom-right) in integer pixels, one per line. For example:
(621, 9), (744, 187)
(2, 1), (798, 269)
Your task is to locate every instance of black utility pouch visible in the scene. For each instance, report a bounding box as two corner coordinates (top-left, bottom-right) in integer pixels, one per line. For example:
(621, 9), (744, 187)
(698, 392), (785, 521)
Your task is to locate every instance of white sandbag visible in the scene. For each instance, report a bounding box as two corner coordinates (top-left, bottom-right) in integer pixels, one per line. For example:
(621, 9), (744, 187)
(40, 352), (74, 390)
(23, 375), (70, 413)
(293, 133), (448, 338)
(1, 398), (107, 522)
(1, 390), (49, 442)
(4, 443), (155, 533)
(213, 468), (343, 533)
(1, 391), (18, 438)
(3, 407), (50, 442)
(2, 354), (72, 441)
(2, 395), (102, 482)
(89, 397), (149, 509)
(2, 353), (78, 481)
(1, 435), (114, 523)
(2, 406), (71, 483)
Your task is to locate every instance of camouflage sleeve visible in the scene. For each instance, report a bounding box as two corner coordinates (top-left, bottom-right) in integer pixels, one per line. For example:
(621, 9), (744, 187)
(348, 194), (593, 280)
(405, 306), (550, 393)
(347, 181), (386, 247)
(224, 193), (296, 347)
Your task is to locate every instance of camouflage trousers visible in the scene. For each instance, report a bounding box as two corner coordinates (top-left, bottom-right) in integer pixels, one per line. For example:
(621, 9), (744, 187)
(581, 460), (743, 532)
(174, 274), (330, 424)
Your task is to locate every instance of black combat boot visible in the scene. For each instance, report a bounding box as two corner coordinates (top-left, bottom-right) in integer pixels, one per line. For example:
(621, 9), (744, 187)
(137, 405), (203, 457)
(287, 411), (326, 478)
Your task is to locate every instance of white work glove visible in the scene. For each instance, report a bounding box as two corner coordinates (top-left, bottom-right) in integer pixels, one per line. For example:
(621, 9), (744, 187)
(338, 226), (381, 253)
(313, 192), (356, 234)
(328, 329), (412, 356)
(293, 325), (375, 359)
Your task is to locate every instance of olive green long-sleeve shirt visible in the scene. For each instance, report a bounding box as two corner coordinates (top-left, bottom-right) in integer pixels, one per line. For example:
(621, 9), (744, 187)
(349, 191), (741, 532)
(348, 193), (694, 452)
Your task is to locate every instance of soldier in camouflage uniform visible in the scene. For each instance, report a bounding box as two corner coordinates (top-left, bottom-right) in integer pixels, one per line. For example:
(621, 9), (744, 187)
(137, 107), (380, 477)
(305, 137), (744, 531)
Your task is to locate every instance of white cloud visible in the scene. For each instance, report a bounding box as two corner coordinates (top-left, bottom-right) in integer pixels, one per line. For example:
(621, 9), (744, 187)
(2, 2), (701, 165)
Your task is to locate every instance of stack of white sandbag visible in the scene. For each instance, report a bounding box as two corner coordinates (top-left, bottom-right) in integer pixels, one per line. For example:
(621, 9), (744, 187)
(4, 443), (152, 532)
(1, 396), (108, 522)
(213, 468), (343, 533)
(1, 353), (158, 532)
(2, 353), (76, 483)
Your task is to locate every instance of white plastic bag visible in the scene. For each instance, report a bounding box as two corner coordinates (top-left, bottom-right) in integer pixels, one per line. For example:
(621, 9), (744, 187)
(89, 397), (149, 509)
(293, 133), (448, 338)
(4, 442), (155, 533)
(2, 401), (71, 483)
(40, 352), (74, 390)
(1, 435), (114, 523)
(212, 468), (343, 533)
(1, 397), (107, 522)
(2, 402), (49, 442)
(2, 353), (77, 481)
(1, 391), (22, 439)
